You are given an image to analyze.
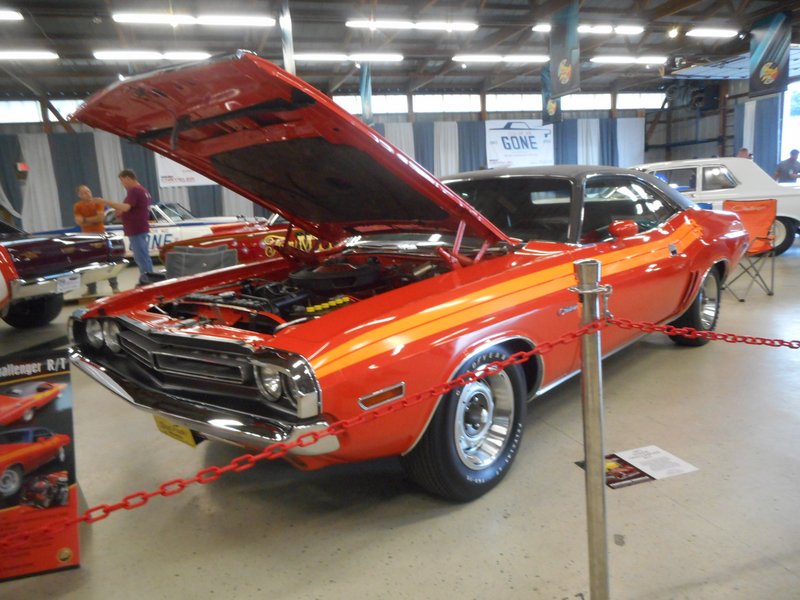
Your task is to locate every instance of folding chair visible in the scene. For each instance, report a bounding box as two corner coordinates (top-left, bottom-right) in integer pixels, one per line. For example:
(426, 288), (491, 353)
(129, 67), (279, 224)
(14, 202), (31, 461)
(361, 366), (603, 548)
(722, 199), (776, 302)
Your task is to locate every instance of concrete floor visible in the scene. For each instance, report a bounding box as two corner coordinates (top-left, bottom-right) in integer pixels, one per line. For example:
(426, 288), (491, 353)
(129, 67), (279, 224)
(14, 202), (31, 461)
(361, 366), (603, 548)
(2, 245), (800, 600)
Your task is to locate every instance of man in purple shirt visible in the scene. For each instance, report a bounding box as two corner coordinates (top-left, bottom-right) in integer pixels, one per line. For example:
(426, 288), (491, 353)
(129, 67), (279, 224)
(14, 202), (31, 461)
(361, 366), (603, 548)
(103, 169), (155, 284)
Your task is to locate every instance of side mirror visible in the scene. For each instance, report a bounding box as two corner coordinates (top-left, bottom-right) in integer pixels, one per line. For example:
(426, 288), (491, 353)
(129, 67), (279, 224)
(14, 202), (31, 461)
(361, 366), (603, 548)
(609, 220), (639, 239)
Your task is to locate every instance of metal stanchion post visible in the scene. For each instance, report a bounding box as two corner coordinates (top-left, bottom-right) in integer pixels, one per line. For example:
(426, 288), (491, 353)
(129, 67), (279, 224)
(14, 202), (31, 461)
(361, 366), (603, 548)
(573, 259), (610, 600)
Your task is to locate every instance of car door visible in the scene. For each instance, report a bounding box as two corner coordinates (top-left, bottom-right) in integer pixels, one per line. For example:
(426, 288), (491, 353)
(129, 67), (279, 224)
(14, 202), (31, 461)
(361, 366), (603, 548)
(575, 175), (696, 352)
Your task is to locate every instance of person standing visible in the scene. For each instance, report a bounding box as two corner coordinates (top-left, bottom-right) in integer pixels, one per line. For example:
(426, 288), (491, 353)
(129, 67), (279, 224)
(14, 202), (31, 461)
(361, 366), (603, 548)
(73, 184), (119, 294)
(773, 149), (799, 183)
(102, 169), (154, 284)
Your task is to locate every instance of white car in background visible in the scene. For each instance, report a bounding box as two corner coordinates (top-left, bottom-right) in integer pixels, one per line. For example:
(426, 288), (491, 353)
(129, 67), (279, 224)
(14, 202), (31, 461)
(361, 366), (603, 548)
(635, 157), (800, 255)
(103, 202), (254, 257)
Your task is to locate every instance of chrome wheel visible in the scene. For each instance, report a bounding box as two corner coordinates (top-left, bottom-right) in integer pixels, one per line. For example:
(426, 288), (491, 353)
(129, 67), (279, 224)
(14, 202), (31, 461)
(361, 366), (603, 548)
(773, 219), (787, 251)
(58, 446), (66, 462)
(699, 272), (719, 330)
(22, 408), (35, 422)
(0, 466), (22, 497)
(454, 370), (515, 470)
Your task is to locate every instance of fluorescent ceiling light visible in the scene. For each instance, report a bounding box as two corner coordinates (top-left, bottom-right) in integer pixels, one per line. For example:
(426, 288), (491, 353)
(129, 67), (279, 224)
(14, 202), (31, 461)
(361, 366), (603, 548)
(349, 53), (404, 62)
(453, 54), (549, 63)
(532, 23), (551, 32)
(615, 25), (644, 35)
(346, 19), (477, 32)
(162, 51), (211, 61)
(295, 53), (350, 62)
(295, 52), (403, 62)
(94, 50), (166, 61)
(0, 10), (23, 20)
(112, 13), (195, 26)
(590, 55), (666, 64)
(453, 54), (504, 63)
(686, 27), (738, 38)
(578, 24), (614, 34)
(195, 15), (275, 27)
(0, 50), (58, 60)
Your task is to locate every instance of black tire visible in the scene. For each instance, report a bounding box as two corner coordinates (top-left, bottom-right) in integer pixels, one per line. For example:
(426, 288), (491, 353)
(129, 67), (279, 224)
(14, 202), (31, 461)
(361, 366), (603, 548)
(0, 465), (23, 497)
(669, 269), (721, 347)
(772, 217), (797, 256)
(2, 294), (64, 329)
(401, 348), (526, 502)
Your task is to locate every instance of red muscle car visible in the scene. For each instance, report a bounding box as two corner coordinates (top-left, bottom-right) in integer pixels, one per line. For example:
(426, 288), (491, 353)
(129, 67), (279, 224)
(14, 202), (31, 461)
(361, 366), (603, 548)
(0, 381), (66, 426)
(68, 52), (747, 501)
(0, 427), (70, 497)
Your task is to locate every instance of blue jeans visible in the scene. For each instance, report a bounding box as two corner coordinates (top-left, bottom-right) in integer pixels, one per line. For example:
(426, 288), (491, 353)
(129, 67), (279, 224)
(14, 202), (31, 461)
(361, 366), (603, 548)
(129, 233), (154, 284)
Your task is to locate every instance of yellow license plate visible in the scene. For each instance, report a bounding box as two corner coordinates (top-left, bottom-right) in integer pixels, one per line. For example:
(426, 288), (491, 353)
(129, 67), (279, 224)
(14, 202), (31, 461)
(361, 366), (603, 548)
(154, 415), (197, 448)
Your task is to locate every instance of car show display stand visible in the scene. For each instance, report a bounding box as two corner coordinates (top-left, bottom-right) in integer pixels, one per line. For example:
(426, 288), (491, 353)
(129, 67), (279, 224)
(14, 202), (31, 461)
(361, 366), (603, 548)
(0, 348), (79, 581)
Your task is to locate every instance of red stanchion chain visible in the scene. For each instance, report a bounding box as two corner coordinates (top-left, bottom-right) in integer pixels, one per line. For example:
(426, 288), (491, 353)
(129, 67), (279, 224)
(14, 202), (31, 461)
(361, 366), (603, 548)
(0, 320), (607, 551)
(609, 317), (800, 349)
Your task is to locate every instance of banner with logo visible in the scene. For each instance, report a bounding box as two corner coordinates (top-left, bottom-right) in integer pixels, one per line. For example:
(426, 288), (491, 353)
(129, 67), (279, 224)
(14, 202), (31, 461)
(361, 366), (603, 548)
(749, 11), (791, 98)
(549, 0), (580, 99)
(485, 120), (554, 168)
(0, 348), (80, 581)
(154, 153), (216, 188)
(541, 64), (562, 125)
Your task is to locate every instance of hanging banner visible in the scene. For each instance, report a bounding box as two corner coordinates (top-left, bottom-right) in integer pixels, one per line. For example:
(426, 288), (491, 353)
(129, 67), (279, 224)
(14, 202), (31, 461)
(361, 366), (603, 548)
(541, 64), (562, 125)
(154, 154), (216, 188)
(485, 120), (554, 168)
(359, 63), (374, 125)
(0, 348), (80, 581)
(549, 0), (580, 99)
(749, 11), (791, 98)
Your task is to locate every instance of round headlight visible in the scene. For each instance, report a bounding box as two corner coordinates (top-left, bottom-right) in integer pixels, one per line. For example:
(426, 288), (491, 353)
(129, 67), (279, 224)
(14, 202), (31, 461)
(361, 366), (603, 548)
(85, 319), (104, 349)
(103, 320), (122, 353)
(256, 365), (283, 401)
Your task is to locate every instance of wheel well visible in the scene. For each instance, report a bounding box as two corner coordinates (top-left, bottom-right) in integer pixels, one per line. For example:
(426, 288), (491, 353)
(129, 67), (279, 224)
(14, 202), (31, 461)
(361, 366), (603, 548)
(496, 338), (541, 400)
(712, 261), (727, 284)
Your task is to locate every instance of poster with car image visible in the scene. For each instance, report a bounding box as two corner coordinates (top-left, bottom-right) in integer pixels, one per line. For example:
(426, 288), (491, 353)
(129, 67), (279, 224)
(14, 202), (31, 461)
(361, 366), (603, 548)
(0, 348), (80, 581)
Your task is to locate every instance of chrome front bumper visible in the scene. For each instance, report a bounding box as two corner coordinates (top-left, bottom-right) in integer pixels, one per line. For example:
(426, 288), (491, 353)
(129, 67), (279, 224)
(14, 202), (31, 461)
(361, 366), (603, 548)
(69, 349), (339, 456)
(11, 260), (128, 300)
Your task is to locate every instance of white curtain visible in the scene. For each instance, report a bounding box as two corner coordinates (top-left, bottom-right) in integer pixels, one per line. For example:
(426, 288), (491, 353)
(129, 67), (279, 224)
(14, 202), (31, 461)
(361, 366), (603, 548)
(19, 134), (62, 232)
(742, 100), (756, 155)
(384, 122), (415, 160)
(158, 186), (191, 209)
(616, 118), (646, 167)
(92, 130), (125, 201)
(433, 121), (459, 177)
(577, 118), (600, 165)
(222, 188), (255, 218)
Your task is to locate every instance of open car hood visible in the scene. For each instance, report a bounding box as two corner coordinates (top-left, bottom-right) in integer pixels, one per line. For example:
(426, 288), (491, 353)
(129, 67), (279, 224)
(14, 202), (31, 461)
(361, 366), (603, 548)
(74, 51), (509, 245)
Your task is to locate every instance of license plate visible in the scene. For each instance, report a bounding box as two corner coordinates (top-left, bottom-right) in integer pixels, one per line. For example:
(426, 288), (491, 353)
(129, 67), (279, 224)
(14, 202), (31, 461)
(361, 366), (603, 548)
(153, 415), (197, 447)
(56, 274), (81, 294)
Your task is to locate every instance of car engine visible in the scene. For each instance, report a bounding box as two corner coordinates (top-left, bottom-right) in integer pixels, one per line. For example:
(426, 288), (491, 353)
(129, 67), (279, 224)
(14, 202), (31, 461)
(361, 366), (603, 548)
(152, 255), (443, 334)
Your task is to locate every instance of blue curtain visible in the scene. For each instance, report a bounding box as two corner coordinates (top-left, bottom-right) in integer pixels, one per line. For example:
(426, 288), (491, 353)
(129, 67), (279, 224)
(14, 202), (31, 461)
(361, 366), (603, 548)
(753, 95), (781, 174)
(120, 141), (159, 202)
(554, 119), (578, 165)
(49, 132), (103, 227)
(457, 121), (487, 172)
(599, 118), (618, 166)
(188, 185), (223, 218)
(413, 122), (434, 173)
(0, 134), (23, 225)
(734, 103), (744, 155)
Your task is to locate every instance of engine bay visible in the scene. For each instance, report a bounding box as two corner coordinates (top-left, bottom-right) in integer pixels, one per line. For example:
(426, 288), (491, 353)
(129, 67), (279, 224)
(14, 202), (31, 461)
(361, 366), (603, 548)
(151, 254), (445, 335)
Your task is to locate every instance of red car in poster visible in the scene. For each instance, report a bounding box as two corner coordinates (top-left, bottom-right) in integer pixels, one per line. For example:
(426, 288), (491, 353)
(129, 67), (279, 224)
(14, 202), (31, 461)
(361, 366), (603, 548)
(68, 52), (747, 501)
(0, 427), (70, 497)
(0, 381), (66, 426)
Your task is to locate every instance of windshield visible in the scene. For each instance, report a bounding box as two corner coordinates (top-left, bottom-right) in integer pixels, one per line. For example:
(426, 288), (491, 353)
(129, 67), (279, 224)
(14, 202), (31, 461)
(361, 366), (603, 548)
(0, 429), (32, 444)
(159, 203), (195, 222)
(445, 177), (573, 242)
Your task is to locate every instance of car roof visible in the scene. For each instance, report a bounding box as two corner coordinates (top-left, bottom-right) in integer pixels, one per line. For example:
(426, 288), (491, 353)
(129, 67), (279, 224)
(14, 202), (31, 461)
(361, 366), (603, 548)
(634, 157), (751, 170)
(442, 165), (654, 181)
